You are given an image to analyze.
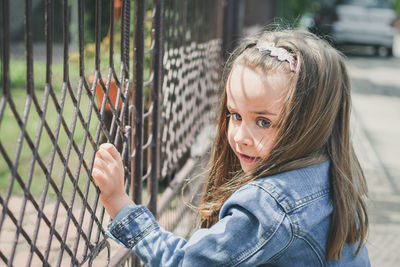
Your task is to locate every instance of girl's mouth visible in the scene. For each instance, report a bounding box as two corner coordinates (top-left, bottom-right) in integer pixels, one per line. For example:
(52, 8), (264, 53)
(238, 153), (260, 163)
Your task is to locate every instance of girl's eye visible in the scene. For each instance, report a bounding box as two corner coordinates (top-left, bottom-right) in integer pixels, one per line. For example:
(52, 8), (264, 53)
(231, 113), (242, 121)
(257, 118), (271, 128)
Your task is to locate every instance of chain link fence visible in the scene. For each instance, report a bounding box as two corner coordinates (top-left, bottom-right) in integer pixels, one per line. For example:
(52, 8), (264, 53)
(0, 0), (228, 265)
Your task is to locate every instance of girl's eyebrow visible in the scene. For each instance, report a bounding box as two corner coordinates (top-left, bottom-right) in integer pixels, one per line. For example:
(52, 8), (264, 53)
(253, 110), (277, 116)
(227, 104), (277, 116)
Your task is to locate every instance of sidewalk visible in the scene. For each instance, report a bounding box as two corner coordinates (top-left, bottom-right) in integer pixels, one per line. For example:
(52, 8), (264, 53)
(350, 67), (400, 266)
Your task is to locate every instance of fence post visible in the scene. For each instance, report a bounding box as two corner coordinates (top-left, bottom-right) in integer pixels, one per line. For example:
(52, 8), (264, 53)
(132, 0), (145, 205)
(222, 0), (243, 60)
(149, 0), (164, 216)
(1, 0), (10, 98)
(132, 0), (146, 266)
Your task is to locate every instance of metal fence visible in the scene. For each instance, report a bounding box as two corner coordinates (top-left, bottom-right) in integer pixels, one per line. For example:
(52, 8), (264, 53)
(0, 0), (231, 265)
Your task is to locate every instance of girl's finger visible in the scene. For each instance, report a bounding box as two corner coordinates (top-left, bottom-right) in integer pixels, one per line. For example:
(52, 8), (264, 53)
(91, 168), (100, 186)
(95, 150), (104, 160)
(98, 146), (115, 164)
(92, 167), (105, 185)
(100, 143), (121, 161)
(93, 157), (106, 170)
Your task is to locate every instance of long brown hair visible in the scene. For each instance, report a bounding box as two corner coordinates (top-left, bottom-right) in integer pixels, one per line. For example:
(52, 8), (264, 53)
(199, 29), (368, 261)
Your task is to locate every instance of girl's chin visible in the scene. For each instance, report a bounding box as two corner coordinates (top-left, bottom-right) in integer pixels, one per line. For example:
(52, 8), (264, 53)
(239, 161), (257, 174)
(238, 156), (263, 173)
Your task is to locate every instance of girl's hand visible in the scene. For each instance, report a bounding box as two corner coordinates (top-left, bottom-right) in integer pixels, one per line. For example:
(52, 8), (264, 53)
(92, 143), (133, 218)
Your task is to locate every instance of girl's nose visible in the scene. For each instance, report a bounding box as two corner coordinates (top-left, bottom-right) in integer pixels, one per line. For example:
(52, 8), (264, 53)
(233, 123), (252, 146)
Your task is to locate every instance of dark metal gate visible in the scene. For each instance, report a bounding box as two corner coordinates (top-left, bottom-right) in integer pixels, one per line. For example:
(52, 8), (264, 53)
(0, 0), (231, 265)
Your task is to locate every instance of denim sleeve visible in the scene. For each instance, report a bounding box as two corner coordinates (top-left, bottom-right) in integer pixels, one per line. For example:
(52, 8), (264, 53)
(107, 184), (292, 267)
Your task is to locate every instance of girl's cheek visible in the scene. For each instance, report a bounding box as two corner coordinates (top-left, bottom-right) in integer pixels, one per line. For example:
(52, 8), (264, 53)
(255, 130), (272, 151)
(227, 125), (235, 150)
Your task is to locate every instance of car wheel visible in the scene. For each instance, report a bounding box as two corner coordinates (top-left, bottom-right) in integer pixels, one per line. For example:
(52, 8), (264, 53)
(375, 46), (392, 57)
(387, 47), (393, 57)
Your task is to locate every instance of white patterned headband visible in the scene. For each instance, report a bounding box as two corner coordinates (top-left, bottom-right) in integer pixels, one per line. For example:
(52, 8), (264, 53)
(251, 42), (297, 72)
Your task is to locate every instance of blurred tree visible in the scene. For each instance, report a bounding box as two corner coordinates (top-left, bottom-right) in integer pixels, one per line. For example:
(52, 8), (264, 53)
(84, 0), (111, 44)
(277, 0), (322, 25)
(392, 0), (400, 15)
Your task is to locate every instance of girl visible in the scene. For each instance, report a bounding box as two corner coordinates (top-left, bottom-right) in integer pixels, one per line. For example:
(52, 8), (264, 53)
(92, 29), (370, 266)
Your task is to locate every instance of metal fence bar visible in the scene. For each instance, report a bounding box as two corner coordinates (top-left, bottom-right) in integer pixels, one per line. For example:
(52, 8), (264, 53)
(133, 0), (145, 206)
(0, 0), (10, 100)
(0, 0), (10, 239)
(148, 0), (162, 215)
(7, 0), (35, 264)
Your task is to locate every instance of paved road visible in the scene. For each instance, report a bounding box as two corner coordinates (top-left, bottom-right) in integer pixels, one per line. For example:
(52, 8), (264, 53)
(347, 54), (400, 266)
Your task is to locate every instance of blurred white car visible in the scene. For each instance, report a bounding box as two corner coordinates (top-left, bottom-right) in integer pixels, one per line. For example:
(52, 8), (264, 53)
(312, 0), (398, 56)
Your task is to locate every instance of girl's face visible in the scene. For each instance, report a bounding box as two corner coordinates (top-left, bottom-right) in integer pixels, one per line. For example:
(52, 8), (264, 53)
(227, 64), (290, 173)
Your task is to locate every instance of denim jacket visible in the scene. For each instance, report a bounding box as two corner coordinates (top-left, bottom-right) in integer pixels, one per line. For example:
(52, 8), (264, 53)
(107, 161), (370, 266)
